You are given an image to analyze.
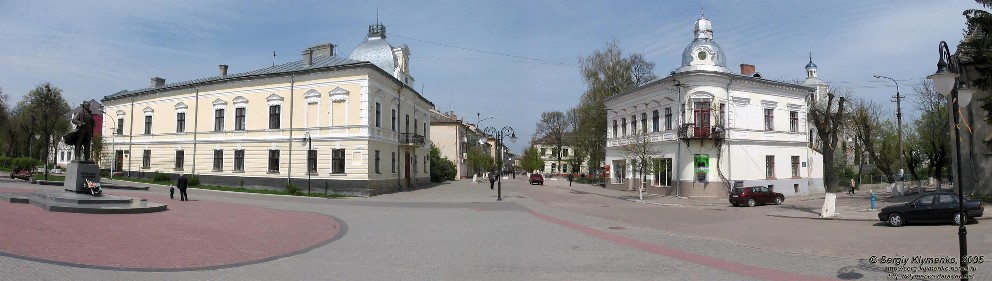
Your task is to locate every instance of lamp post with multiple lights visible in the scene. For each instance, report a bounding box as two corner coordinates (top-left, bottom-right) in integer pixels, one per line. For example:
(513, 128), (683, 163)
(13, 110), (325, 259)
(483, 126), (516, 201)
(927, 40), (974, 281)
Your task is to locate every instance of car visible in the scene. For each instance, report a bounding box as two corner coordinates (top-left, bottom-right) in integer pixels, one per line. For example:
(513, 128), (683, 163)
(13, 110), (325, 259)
(878, 192), (985, 227)
(729, 186), (783, 207)
(9, 168), (32, 181)
(529, 173), (544, 185)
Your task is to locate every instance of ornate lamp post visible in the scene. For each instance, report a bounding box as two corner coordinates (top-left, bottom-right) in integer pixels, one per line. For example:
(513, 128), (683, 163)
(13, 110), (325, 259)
(483, 126), (516, 201)
(301, 132), (313, 194)
(927, 40), (973, 281)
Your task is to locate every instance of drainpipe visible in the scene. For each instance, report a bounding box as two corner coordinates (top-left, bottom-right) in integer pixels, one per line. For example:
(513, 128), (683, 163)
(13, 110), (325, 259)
(287, 75), (295, 186)
(192, 88), (199, 175)
(674, 79), (683, 197)
(128, 98), (135, 178)
(724, 76), (735, 191)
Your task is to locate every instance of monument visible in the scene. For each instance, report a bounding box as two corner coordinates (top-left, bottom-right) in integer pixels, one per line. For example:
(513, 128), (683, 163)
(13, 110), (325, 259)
(62, 101), (101, 195)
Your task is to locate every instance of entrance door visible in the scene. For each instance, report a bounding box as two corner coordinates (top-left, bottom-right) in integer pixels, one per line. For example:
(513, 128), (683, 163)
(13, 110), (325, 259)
(115, 150), (124, 172)
(404, 152), (411, 189)
(693, 101), (711, 137)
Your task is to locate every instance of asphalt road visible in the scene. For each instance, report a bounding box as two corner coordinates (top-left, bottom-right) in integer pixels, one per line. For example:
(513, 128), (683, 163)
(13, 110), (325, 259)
(0, 176), (989, 281)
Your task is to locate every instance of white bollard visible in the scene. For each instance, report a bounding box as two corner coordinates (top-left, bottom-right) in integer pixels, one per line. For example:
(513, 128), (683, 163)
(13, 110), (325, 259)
(820, 193), (837, 218)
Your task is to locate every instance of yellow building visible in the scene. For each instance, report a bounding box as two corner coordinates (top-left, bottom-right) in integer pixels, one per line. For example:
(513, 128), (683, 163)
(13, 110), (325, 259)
(101, 23), (433, 196)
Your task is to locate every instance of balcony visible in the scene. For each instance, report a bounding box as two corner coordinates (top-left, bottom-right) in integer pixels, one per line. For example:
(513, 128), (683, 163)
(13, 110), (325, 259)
(398, 133), (426, 147)
(678, 123), (725, 140)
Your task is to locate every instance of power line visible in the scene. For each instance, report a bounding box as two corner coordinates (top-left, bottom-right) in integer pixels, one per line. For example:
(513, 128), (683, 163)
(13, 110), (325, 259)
(392, 33), (578, 67)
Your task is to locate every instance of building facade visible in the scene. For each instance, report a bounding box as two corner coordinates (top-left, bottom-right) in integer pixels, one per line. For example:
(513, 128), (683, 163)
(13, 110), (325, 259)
(532, 143), (588, 175)
(100, 24), (433, 196)
(429, 110), (488, 179)
(604, 16), (824, 199)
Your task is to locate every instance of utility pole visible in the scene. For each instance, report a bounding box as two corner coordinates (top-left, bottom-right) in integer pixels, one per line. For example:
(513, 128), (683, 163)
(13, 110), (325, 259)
(874, 75), (904, 191)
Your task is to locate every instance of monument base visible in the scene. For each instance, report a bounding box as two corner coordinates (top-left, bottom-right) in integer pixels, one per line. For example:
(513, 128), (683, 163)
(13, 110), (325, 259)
(64, 161), (100, 194)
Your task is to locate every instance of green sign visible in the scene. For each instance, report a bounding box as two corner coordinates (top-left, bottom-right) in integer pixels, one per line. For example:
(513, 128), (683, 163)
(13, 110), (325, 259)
(694, 154), (709, 172)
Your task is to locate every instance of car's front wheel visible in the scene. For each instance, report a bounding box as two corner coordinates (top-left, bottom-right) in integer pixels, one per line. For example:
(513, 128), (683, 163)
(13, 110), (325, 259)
(774, 197), (783, 205)
(954, 212), (969, 226)
(747, 199), (756, 207)
(888, 213), (904, 227)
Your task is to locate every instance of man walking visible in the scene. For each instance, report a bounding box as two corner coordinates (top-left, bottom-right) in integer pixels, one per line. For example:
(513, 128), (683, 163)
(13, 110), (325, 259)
(489, 170), (497, 190)
(177, 172), (189, 201)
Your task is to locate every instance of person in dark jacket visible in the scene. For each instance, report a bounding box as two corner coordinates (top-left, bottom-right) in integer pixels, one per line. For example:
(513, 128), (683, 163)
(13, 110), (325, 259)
(177, 172), (189, 201)
(489, 171), (497, 190)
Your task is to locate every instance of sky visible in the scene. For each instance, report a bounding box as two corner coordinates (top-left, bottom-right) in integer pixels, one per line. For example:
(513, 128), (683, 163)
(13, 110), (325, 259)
(0, 0), (983, 154)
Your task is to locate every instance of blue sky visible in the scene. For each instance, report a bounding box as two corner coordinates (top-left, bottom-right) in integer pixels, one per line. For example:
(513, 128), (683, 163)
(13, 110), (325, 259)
(0, 0), (982, 153)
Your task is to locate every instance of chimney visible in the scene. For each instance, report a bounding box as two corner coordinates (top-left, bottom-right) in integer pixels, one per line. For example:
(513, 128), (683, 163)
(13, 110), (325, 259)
(309, 43), (334, 57)
(740, 64), (756, 76)
(302, 49), (313, 66)
(219, 65), (229, 77)
(151, 77), (165, 88)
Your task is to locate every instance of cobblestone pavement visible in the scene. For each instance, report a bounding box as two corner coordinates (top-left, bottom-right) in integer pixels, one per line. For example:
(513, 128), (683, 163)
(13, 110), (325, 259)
(0, 176), (989, 280)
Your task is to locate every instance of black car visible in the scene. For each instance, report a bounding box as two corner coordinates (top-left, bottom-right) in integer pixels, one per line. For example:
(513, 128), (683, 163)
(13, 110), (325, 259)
(878, 192), (985, 227)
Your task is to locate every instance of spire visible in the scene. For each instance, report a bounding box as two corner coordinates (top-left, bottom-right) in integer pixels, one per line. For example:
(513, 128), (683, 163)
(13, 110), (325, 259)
(805, 52), (818, 78)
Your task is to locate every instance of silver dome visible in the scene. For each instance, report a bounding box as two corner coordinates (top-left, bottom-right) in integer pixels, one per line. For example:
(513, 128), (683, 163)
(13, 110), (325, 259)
(675, 16), (729, 73)
(349, 24), (398, 73)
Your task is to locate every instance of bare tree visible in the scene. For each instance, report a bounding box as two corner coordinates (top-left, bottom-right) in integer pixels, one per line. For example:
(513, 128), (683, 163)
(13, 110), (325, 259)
(808, 91), (848, 192)
(618, 131), (659, 199)
(565, 107), (588, 174)
(534, 111), (568, 173)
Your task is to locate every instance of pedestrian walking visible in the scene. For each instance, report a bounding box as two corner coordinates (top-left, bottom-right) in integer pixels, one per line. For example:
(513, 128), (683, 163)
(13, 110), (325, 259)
(848, 178), (856, 195)
(177, 172), (189, 201)
(170, 185), (175, 199)
(489, 171), (497, 190)
(567, 173), (574, 186)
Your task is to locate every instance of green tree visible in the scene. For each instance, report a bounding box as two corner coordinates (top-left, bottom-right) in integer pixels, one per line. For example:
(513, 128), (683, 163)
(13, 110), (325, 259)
(913, 79), (951, 182)
(429, 144), (456, 182)
(618, 131), (659, 194)
(534, 111), (567, 173)
(465, 146), (493, 175)
(519, 145), (545, 173)
(22, 83), (71, 166)
(575, 40), (657, 174)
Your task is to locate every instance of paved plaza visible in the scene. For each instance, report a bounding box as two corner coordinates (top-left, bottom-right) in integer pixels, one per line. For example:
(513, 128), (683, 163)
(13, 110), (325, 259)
(1, 176), (990, 280)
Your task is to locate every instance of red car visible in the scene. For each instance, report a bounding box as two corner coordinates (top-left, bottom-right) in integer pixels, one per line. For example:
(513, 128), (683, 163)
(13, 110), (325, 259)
(529, 173), (544, 185)
(729, 186), (783, 207)
(9, 168), (32, 181)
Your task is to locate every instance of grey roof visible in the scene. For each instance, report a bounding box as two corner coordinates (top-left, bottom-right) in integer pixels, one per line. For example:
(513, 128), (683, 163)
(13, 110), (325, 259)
(104, 55), (365, 101)
(349, 37), (397, 74)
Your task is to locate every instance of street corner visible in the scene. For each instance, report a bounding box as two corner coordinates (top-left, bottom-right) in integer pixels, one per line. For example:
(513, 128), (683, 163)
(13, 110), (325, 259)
(0, 193), (346, 271)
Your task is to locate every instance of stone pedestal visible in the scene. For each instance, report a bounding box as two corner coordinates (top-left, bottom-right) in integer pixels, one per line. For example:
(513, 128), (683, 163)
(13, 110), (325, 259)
(64, 161), (100, 193)
(820, 193), (837, 218)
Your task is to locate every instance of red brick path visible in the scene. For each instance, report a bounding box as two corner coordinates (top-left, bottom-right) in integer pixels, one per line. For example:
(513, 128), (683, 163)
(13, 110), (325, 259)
(0, 188), (342, 270)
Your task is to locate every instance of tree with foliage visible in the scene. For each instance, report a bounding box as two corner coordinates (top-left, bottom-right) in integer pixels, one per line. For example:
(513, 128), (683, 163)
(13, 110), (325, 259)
(429, 144), (457, 182)
(23, 83), (71, 166)
(0, 87), (9, 156)
(809, 91), (848, 192)
(575, 40), (657, 174)
(850, 100), (903, 183)
(913, 79), (951, 184)
(618, 131), (659, 196)
(465, 145), (493, 175)
(565, 107), (588, 174)
(519, 145), (545, 173)
(534, 111), (567, 173)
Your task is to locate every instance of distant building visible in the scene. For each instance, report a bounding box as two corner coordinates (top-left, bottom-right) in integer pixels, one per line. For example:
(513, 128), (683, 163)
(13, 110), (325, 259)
(429, 109), (488, 179)
(100, 23), (433, 196)
(604, 15), (824, 199)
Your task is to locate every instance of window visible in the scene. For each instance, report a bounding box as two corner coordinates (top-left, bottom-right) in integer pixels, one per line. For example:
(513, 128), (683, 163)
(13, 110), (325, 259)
(214, 108), (225, 131)
(630, 115), (637, 134)
(213, 150), (224, 171)
(612, 120), (618, 137)
(307, 149), (317, 174)
(540, 148), (546, 156)
(641, 113), (648, 133)
(144, 115), (152, 134)
(375, 102), (381, 128)
(391, 152), (396, 173)
(176, 113), (186, 133)
(612, 160), (626, 184)
(719, 103), (726, 126)
(791, 156), (800, 178)
(117, 118), (124, 135)
(332, 149), (345, 174)
(142, 150), (151, 168)
(765, 155), (775, 178)
(424, 155), (429, 173)
(414, 119), (418, 136)
(405, 115), (410, 133)
(175, 150), (184, 170)
(621, 118), (627, 136)
(235, 108), (246, 130)
(563, 148), (569, 157)
(268, 150), (280, 173)
(652, 110), (659, 132)
(937, 194), (958, 204)
(764, 108), (774, 131)
(375, 150), (381, 174)
(413, 153), (417, 174)
(916, 194), (935, 206)
(653, 158), (673, 186)
(790, 111), (799, 132)
(269, 105), (281, 129)
(665, 108), (672, 130)
(391, 109), (397, 131)
(423, 122), (427, 136)
(234, 149), (245, 171)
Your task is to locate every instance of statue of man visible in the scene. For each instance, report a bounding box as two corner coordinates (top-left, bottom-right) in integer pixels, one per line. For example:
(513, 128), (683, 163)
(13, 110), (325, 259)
(65, 102), (95, 162)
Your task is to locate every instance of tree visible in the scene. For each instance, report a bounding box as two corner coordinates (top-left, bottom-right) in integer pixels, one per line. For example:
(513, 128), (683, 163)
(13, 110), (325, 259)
(429, 144), (456, 182)
(534, 111), (567, 173)
(465, 146), (493, 175)
(0, 87), (9, 156)
(913, 79), (951, 184)
(23, 83), (71, 167)
(519, 145), (545, 173)
(618, 131), (659, 197)
(808, 90), (848, 192)
(565, 107), (588, 174)
(850, 100), (902, 183)
(575, 40), (657, 174)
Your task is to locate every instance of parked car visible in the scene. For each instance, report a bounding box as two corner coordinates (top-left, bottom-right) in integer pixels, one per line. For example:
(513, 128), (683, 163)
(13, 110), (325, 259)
(529, 173), (544, 185)
(9, 168), (32, 180)
(729, 186), (783, 207)
(878, 192), (985, 227)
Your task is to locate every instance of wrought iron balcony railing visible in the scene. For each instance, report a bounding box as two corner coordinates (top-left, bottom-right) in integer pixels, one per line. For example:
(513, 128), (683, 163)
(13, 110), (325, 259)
(398, 133), (426, 147)
(677, 123), (725, 140)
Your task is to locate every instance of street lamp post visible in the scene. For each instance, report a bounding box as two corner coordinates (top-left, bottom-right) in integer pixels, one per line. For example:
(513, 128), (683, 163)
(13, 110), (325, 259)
(483, 126), (516, 201)
(109, 127), (116, 180)
(928, 40), (973, 281)
(301, 132), (313, 194)
(873, 75), (905, 192)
